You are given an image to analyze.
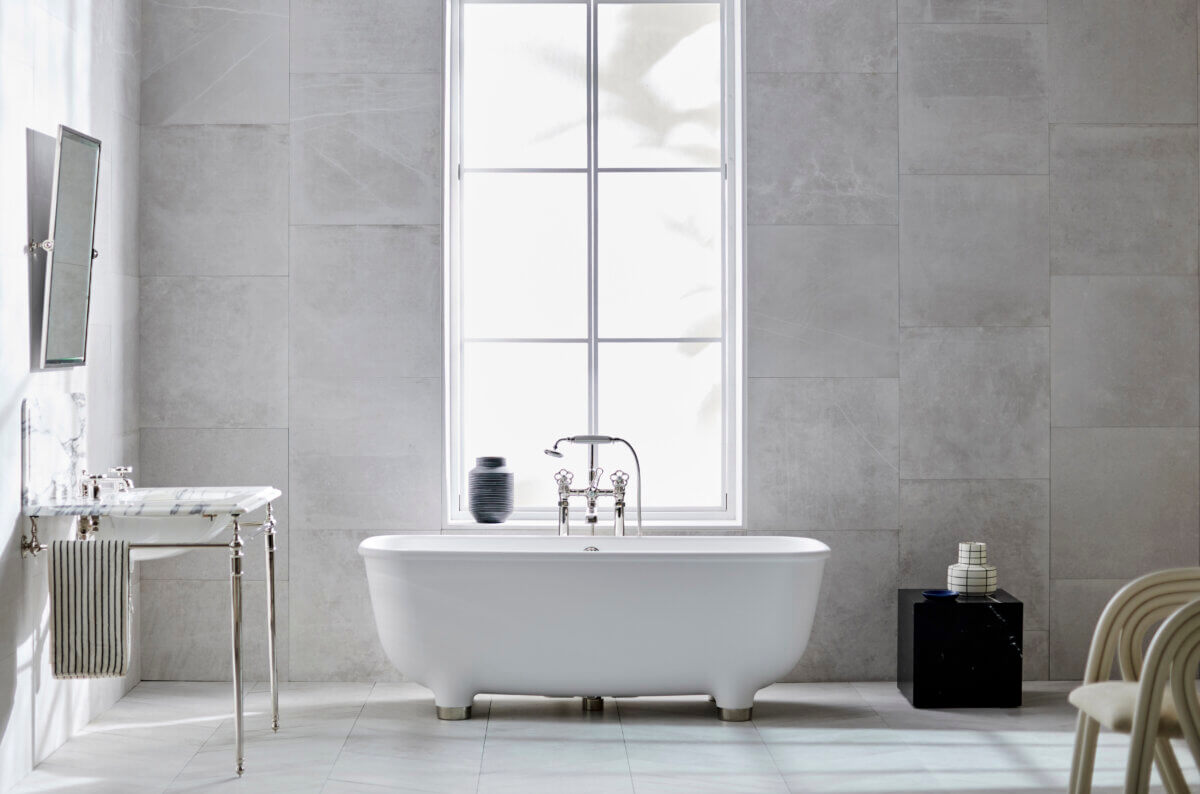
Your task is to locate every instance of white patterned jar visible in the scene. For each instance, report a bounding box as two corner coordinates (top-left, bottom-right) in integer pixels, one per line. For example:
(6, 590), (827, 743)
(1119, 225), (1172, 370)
(947, 541), (997, 595)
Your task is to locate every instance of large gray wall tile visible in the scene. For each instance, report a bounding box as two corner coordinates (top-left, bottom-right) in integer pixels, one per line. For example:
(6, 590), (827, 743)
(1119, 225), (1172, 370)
(1023, 631), (1048, 681)
(900, 479), (1049, 629)
(289, 530), (413, 681)
(774, 531), (898, 681)
(1049, 125), (1198, 275)
(748, 73), (897, 225)
(140, 0), (288, 125)
(1048, 0), (1197, 123)
(1051, 428), (1199, 580)
(291, 0), (442, 75)
(139, 428), (289, 581)
(749, 225), (898, 377)
(290, 377), (441, 531)
(749, 378), (898, 531)
(290, 73), (442, 226)
(1051, 276), (1199, 427)
(899, 24), (1047, 175)
(140, 125), (288, 276)
(1049, 579), (1124, 680)
(747, 0), (895, 74)
(290, 226), (442, 380)
(900, 327), (1049, 479)
(898, 0), (1046, 23)
(900, 175), (1049, 326)
(140, 579), (289, 682)
(139, 276), (288, 428)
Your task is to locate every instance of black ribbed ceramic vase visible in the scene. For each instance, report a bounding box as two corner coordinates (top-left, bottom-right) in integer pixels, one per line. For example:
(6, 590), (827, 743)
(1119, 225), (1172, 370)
(468, 456), (514, 524)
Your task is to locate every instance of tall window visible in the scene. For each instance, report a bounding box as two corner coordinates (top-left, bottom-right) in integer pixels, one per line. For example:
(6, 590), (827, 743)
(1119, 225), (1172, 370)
(446, 0), (742, 525)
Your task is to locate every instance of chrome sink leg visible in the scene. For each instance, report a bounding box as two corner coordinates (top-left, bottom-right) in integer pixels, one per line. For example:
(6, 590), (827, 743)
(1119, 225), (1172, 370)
(264, 503), (279, 732)
(229, 517), (245, 776)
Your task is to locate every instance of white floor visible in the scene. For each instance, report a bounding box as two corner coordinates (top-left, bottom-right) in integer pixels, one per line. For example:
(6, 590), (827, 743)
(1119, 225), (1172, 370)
(9, 681), (1198, 793)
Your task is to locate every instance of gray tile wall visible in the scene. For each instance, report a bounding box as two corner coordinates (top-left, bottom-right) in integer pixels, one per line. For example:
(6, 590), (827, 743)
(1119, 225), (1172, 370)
(137, 0), (1200, 685)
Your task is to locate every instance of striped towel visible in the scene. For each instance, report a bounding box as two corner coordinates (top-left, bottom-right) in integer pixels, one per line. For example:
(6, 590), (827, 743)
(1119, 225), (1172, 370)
(49, 540), (130, 678)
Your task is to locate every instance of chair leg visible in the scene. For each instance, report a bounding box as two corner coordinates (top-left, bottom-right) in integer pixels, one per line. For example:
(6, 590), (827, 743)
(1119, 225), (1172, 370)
(1070, 712), (1101, 794)
(1126, 722), (1163, 794)
(1153, 738), (1189, 794)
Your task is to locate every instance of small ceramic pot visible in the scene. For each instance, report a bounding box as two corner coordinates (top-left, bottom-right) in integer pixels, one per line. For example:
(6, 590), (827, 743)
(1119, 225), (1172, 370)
(468, 456), (514, 524)
(947, 541), (997, 595)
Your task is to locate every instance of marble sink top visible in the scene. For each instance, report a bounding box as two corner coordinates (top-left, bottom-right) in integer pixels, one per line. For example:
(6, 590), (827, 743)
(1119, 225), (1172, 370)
(24, 486), (281, 518)
(24, 486), (281, 560)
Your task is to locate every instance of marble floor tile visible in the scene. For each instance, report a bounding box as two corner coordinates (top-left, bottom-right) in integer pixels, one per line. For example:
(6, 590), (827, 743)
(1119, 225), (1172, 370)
(14, 681), (1200, 793)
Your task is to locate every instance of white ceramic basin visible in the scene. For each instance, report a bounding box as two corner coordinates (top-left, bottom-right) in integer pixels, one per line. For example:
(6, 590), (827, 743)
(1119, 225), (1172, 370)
(25, 486), (281, 561)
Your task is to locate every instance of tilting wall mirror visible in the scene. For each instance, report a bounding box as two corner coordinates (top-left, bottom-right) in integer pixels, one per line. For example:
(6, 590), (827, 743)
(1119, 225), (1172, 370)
(30, 125), (101, 369)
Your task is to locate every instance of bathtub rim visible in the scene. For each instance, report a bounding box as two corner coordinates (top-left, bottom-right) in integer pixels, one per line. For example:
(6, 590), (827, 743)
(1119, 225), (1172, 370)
(358, 534), (831, 562)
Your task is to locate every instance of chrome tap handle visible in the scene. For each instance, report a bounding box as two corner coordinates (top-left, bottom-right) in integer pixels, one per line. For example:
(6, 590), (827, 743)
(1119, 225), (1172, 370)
(107, 466), (134, 491)
(553, 470), (573, 536)
(589, 467), (604, 490)
(611, 471), (629, 537)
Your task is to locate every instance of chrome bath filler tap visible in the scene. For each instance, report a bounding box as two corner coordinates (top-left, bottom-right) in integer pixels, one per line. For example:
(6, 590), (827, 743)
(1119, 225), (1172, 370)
(544, 435), (643, 536)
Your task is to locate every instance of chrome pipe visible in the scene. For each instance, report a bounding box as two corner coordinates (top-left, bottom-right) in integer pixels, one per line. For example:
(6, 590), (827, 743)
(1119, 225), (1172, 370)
(264, 504), (279, 732)
(229, 517), (245, 776)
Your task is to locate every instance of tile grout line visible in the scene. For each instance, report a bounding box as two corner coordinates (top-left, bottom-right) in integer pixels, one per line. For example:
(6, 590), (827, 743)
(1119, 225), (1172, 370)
(750, 714), (792, 793)
(474, 696), (491, 793)
(614, 698), (637, 793)
(162, 681), (255, 791)
(322, 681), (373, 788)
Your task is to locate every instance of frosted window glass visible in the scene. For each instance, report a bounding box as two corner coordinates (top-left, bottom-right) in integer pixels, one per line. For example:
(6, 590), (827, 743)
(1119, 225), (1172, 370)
(597, 3), (722, 168)
(463, 342), (589, 508)
(598, 172), (722, 338)
(463, 3), (587, 168)
(598, 342), (723, 507)
(463, 173), (588, 338)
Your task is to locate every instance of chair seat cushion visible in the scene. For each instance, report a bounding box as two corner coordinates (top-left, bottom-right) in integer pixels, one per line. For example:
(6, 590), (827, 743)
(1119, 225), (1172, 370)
(1069, 681), (1191, 737)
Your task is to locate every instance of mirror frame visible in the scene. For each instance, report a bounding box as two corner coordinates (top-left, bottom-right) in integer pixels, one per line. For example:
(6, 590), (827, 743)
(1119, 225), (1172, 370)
(40, 124), (101, 370)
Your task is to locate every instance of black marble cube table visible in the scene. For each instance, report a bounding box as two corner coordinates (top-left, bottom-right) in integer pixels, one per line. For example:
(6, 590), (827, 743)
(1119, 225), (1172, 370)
(897, 588), (1023, 709)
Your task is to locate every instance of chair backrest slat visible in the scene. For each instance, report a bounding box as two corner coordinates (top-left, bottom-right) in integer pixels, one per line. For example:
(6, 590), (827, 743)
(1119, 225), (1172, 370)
(1082, 568), (1200, 684)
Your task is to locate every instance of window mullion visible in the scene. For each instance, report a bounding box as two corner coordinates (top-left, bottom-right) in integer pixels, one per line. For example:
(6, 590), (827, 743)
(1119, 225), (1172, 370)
(586, 0), (599, 438)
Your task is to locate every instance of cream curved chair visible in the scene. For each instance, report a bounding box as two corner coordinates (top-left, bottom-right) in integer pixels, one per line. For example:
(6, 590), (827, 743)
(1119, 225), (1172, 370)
(1123, 595), (1200, 793)
(1068, 567), (1200, 794)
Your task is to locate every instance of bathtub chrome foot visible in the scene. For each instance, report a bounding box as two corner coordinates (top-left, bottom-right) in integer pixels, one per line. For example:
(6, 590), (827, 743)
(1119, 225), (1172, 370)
(717, 706), (752, 722)
(436, 705), (472, 720)
(582, 696), (604, 711)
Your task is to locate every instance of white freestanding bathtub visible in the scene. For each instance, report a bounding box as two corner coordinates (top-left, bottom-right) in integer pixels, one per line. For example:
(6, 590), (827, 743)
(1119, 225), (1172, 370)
(359, 535), (830, 721)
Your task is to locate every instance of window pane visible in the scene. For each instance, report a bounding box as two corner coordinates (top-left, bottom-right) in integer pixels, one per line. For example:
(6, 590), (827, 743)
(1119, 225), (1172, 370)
(598, 172), (722, 338)
(597, 2), (721, 168)
(463, 173), (588, 338)
(598, 342), (722, 507)
(463, 342), (589, 509)
(463, 3), (587, 168)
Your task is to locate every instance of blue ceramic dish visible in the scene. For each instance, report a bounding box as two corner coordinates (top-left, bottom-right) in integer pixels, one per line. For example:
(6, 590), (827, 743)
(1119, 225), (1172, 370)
(922, 589), (959, 600)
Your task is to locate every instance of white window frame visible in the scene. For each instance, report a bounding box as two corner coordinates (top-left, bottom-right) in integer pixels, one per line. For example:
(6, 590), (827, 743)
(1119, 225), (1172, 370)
(443, 0), (745, 528)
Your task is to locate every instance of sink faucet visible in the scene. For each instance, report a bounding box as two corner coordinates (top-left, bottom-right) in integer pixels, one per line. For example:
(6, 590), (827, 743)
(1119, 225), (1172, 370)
(544, 436), (642, 537)
(80, 466), (135, 500)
